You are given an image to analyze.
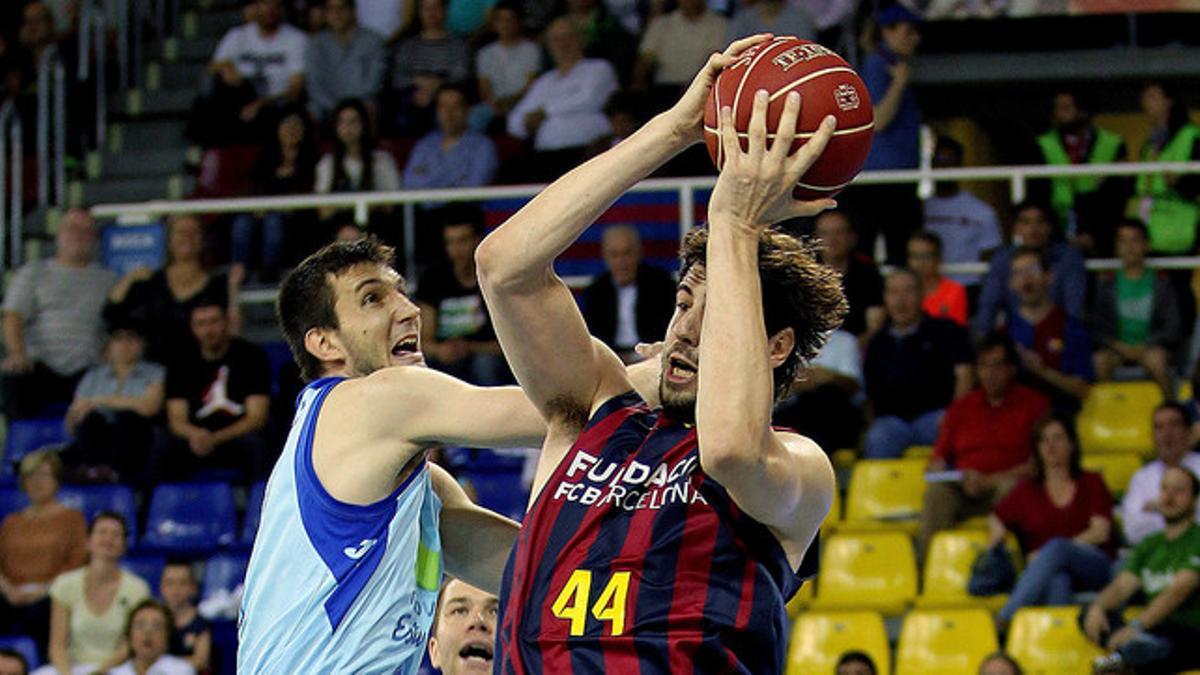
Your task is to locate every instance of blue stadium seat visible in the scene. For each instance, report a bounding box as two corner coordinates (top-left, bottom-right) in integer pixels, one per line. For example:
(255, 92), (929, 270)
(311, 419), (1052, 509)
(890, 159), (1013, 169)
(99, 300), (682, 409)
(241, 481), (266, 545)
(123, 552), (166, 592)
(3, 417), (68, 475)
(143, 482), (238, 554)
(58, 484), (139, 543)
(0, 487), (29, 520)
(210, 620), (238, 675)
(461, 466), (528, 522)
(202, 552), (249, 604)
(0, 635), (39, 670)
(262, 340), (294, 397)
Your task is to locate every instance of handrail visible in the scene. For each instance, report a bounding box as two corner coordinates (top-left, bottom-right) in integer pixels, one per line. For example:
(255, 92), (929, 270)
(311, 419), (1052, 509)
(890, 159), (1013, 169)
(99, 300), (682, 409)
(36, 45), (66, 208)
(78, 0), (108, 150)
(0, 102), (24, 272)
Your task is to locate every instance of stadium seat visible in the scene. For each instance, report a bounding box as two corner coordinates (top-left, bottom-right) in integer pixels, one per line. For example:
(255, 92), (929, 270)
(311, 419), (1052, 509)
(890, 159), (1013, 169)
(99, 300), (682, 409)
(3, 417), (68, 475)
(143, 482), (238, 554)
(58, 484), (139, 543)
(786, 580), (815, 618)
(1081, 451), (1144, 497)
(904, 445), (934, 459)
(1006, 606), (1104, 674)
(831, 448), (858, 471)
(0, 635), (39, 670)
(123, 552), (166, 591)
(895, 608), (998, 675)
(811, 531), (917, 615)
(461, 466), (528, 522)
(202, 552), (249, 604)
(822, 487), (842, 535)
(786, 611), (891, 675)
(242, 481), (266, 545)
(1077, 381), (1162, 455)
(842, 458), (926, 534)
(916, 529), (1021, 611)
(0, 486), (28, 519)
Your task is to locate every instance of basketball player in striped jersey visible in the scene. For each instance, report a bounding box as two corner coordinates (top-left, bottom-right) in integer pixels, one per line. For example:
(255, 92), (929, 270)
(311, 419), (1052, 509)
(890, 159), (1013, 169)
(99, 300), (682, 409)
(477, 34), (845, 674)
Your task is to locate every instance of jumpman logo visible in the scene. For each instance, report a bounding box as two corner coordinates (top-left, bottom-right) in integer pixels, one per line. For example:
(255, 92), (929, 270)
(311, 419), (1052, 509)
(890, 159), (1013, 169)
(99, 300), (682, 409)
(195, 365), (246, 420)
(344, 539), (378, 560)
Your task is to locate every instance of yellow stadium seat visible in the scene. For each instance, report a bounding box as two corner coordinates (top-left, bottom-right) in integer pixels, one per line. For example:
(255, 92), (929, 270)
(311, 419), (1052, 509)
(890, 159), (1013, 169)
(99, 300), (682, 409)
(832, 448), (858, 471)
(1006, 606), (1104, 675)
(895, 609), (998, 675)
(1180, 382), (1193, 401)
(904, 444), (934, 459)
(822, 487), (842, 535)
(842, 458), (927, 534)
(915, 529), (1021, 611)
(787, 580), (814, 618)
(787, 611), (891, 675)
(1077, 381), (1163, 455)
(812, 531), (918, 615)
(1081, 451), (1144, 497)
(960, 515), (989, 530)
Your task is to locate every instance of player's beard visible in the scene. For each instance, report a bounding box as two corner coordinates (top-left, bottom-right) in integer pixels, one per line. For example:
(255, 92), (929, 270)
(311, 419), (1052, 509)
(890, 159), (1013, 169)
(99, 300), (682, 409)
(658, 352), (698, 425)
(339, 333), (389, 378)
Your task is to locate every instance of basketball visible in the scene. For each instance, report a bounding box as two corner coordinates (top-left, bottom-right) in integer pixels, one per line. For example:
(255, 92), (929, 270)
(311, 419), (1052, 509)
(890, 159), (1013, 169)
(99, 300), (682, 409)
(704, 37), (875, 200)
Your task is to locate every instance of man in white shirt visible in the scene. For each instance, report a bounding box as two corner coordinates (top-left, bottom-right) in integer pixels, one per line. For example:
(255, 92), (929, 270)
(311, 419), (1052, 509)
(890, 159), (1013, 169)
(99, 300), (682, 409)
(581, 225), (676, 362)
(1122, 402), (1200, 545)
(633, 0), (727, 92)
(922, 136), (1002, 287)
(475, 2), (541, 122)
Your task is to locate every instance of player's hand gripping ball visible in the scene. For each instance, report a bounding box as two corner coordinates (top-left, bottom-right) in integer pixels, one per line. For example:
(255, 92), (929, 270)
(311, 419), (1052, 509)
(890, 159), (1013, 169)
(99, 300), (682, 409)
(704, 36), (874, 200)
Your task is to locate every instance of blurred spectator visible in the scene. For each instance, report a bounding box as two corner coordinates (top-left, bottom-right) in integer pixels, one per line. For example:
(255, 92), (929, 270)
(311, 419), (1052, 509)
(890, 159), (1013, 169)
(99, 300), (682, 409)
(474, 3), (539, 128)
(43, 513), (150, 675)
(773, 328), (862, 454)
(863, 269), (972, 459)
(922, 136), (1002, 288)
(0, 649), (25, 675)
(1032, 90), (1127, 256)
(161, 302), (271, 483)
(633, 0), (726, 98)
(231, 108), (320, 282)
(428, 578), (497, 675)
(814, 210), (883, 339)
(306, 0), (387, 124)
(190, 0), (308, 146)
(974, 201), (1087, 337)
(335, 222), (367, 241)
(0, 450), (87, 656)
(908, 231), (967, 326)
(105, 214), (244, 366)
(403, 84), (498, 189)
(1082, 466), (1200, 674)
(581, 225), (675, 361)
(1004, 247), (1093, 413)
(727, 0), (815, 42)
(920, 332), (1047, 559)
(61, 321), (164, 486)
(978, 652), (1024, 675)
(507, 18), (617, 180)
(1091, 219), (1179, 397)
(1121, 403), (1200, 546)
(835, 651), (877, 675)
(107, 600), (195, 675)
(315, 98), (402, 221)
(844, 4), (923, 265)
(357, 0), (409, 38)
(415, 205), (509, 385)
(990, 415), (1115, 629)
(447, 0), (497, 35)
(1132, 83), (1200, 256)
(159, 563), (210, 674)
(563, 0), (636, 81)
(586, 90), (649, 159)
(2, 209), (115, 420)
(387, 0), (471, 135)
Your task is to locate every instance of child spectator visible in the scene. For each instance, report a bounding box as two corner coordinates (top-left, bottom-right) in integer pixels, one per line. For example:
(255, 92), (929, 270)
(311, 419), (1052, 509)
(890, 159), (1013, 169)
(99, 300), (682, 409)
(159, 563), (210, 673)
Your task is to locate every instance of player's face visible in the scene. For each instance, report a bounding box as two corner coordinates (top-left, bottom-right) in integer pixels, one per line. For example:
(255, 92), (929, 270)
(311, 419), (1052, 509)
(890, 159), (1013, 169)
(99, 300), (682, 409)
(330, 262), (424, 376)
(659, 266), (706, 419)
(160, 566), (196, 608)
(429, 580), (498, 675)
(1159, 467), (1197, 524)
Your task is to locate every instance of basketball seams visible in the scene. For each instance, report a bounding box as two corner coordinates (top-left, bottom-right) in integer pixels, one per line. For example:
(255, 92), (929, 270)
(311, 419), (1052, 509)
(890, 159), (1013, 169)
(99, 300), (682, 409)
(701, 120), (876, 139)
(765, 66), (860, 103)
(729, 37), (791, 132)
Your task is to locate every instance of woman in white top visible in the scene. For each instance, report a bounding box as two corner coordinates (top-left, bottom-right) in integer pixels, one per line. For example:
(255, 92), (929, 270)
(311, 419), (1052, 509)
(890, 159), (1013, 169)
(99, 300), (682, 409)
(314, 98), (402, 222)
(34, 513), (150, 675)
(107, 600), (195, 675)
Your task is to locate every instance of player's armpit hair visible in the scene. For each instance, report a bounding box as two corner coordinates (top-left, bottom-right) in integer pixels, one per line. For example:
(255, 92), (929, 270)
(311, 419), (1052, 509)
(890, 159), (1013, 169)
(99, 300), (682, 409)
(543, 394), (590, 431)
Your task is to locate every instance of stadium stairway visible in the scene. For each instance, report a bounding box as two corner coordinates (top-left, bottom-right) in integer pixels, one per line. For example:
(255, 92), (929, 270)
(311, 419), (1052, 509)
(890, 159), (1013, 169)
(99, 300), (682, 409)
(71, 0), (245, 207)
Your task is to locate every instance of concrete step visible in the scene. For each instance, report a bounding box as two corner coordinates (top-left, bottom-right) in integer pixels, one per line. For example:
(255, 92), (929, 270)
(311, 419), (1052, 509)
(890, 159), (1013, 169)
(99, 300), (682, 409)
(107, 119), (189, 154)
(160, 36), (220, 64)
(69, 175), (193, 207)
(181, 8), (244, 40)
(146, 61), (205, 91)
(94, 148), (186, 179)
(113, 88), (194, 117)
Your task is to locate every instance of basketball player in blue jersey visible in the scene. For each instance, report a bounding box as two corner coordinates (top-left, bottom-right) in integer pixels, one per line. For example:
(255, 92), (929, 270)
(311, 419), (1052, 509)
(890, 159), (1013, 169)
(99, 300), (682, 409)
(238, 239), (656, 674)
(477, 35), (846, 673)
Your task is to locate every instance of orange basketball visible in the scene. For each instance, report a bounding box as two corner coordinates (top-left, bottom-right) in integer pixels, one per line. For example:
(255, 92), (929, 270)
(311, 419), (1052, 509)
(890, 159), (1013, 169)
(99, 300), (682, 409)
(704, 37), (875, 200)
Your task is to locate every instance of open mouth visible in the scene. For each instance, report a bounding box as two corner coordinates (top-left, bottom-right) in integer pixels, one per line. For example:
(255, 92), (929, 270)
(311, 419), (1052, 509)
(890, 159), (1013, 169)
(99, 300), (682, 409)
(458, 641), (494, 665)
(666, 354), (697, 384)
(390, 335), (422, 364)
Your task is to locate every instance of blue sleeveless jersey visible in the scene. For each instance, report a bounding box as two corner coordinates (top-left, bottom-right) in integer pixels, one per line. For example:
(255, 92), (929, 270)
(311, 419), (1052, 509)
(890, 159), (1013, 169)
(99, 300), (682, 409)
(238, 377), (443, 674)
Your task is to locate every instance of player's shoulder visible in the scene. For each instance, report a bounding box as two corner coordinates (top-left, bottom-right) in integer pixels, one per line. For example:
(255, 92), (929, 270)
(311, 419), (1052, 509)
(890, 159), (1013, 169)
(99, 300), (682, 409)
(773, 430), (833, 474)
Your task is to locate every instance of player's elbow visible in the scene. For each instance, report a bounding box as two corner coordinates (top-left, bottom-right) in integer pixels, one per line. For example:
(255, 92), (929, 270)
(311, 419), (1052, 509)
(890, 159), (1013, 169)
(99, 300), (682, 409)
(698, 438), (758, 483)
(475, 233), (536, 292)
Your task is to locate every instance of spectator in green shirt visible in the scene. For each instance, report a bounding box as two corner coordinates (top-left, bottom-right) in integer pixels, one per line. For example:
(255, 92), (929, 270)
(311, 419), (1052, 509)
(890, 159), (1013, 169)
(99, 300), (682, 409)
(1082, 466), (1200, 673)
(1091, 219), (1180, 399)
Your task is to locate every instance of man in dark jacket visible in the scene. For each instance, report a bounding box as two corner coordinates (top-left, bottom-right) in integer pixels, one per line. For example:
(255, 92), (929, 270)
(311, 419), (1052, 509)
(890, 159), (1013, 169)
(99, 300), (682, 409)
(1092, 219), (1180, 398)
(582, 224), (675, 361)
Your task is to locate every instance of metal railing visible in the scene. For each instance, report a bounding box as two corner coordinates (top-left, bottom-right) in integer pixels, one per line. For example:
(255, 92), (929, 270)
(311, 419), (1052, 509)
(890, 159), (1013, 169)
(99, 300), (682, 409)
(36, 45), (67, 209)
(0, 102), (24, 271)
(78, 0), (109, 151)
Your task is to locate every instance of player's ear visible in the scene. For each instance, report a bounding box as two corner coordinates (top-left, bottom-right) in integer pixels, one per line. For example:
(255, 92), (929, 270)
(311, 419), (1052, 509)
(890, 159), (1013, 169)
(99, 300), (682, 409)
(767, 327), (795, 369)
(304, 327), (344, 364)
(428, 636), (442, 669)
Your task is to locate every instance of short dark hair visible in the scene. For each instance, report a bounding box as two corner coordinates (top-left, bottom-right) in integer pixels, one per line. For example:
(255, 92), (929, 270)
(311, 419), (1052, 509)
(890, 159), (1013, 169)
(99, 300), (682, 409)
(434, 203), (486, 237)
(435, 82), (473, 106)
(492, 0), (522, 18)
(162, 558), (197, 584)
(326, 0), (356, 8)
(1155, 401), (1191, 427)
(1011, 245), (1051, 273)
(977, 330), (1019, 366)
(90, 510), (129, 538)
(0, 648), (27, 675)
(1031, 414), (1082, 483)
(1116, 217), (1149, 242)
(909, 230), (943, 257)
(980, 651), (1025, 675)
(836, 650), (877, 674)
(1054, 88), (1093, 116)
(277, 237), (398, 381)
(934, 135), (963, 161)
(679, 226), (848, 399)
(123, 598), (175, 644)
(1014, 199), (1059, 230)
(816, 208), (857, 234)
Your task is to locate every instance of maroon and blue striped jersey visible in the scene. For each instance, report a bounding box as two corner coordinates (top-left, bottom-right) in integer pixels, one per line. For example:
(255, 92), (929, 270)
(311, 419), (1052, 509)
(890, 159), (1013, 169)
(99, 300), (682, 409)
(496, 391), (810, 674)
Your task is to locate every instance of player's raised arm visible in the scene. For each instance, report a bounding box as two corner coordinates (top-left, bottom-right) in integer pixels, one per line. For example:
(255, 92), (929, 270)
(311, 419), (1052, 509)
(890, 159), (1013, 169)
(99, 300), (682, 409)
(476, 35), (773, 422)
(698, 90), (841, 551)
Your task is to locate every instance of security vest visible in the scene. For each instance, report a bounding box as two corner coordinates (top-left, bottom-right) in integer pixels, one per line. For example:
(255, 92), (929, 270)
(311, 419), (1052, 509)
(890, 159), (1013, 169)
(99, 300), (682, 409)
(1131, 124), (1200, 253)
(1037, 128), (1123, 225)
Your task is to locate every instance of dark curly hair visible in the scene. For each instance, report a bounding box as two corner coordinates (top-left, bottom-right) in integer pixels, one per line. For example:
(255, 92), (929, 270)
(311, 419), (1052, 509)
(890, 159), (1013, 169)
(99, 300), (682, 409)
(679, 226), (848, 398)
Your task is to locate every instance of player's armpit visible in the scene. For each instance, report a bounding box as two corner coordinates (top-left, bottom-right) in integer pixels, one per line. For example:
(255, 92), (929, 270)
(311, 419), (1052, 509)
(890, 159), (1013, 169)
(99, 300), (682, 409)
(430, 463), (519, 595)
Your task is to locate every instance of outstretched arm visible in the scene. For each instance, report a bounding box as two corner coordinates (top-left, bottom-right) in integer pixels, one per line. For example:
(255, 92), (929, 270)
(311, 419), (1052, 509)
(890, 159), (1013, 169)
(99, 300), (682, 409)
(477, 35), (774, 424)
(430, 463), (519, 595)
(699, 87), (838, 558)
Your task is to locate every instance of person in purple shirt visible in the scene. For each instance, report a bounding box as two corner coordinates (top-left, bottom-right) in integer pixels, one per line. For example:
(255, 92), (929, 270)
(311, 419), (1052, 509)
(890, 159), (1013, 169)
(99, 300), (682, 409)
(403, 83), (498, 189)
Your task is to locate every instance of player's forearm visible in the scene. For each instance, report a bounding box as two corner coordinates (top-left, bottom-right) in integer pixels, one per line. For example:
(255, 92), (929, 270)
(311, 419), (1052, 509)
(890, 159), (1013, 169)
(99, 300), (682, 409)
(1136, 572), (1198, 629)
(440, 504), (520, 595)
(477, 114), (690, 292)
